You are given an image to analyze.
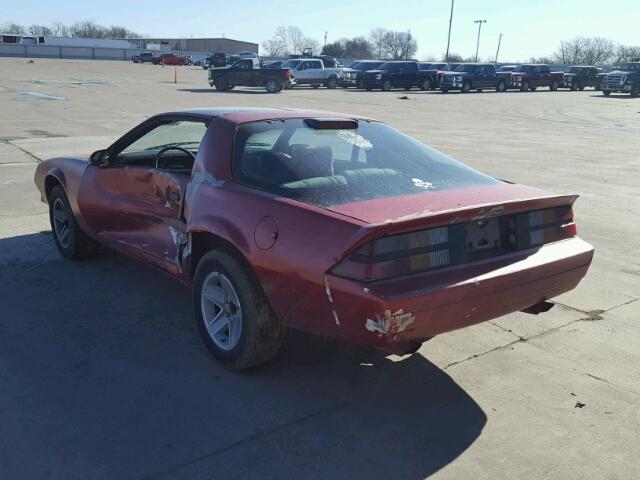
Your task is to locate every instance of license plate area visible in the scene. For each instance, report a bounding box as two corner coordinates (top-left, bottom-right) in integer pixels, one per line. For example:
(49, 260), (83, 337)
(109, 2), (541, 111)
(465, 218), (501, 252)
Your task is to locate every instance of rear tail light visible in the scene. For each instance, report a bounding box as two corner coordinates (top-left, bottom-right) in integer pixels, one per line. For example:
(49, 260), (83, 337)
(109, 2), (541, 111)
(331, 205), (577, 282)
(509, 206), (576, 249)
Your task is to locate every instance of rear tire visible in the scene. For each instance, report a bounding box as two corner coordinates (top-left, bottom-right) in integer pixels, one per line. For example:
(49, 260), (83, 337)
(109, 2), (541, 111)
(461, 81), (471, 93)
(325, 76), (338, 89)
(520, 81), (530, 92)
(48, 186), (101, 260)
(497, 81), (506, 92)
(631, 84), (640, 97)
(265, 79), (280, 93)
(550, 81), (558, 91)
(194, 250), (285, 371)
(420, 79), (431, 91)
(603, 90), (611, 96)
(570, 82), (579, 91)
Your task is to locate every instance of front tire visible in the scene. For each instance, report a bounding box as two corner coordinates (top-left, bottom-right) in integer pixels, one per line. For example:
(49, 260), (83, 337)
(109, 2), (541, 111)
(550, 81), (558, 91)
(382, 80), (392, 91)
(497, 81), (506, 92)
(194, 250), (285, 370)
(214, 77), (229, 91)
(325, 76), (338, 89)
(48, 185), (101, 260)
(461, 81), (471, 93)
(603, 90), (611, 96)
(420, 79), (431, 91)
(520, 81), (530, 92)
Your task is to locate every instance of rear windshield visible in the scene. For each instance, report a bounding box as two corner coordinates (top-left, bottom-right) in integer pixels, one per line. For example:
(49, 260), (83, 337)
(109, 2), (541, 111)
(233, 120), (500, 207)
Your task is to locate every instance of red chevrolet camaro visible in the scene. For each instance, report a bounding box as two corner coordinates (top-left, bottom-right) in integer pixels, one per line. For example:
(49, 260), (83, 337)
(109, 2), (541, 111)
(34, 108), (594, 370)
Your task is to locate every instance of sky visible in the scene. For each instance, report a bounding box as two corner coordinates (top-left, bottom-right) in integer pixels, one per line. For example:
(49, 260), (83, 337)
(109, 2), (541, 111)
(3, 0), (639, 61)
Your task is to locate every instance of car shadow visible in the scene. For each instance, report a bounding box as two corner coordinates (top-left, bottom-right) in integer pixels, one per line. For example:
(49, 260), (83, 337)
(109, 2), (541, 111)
(0, 233), (486, 480)
(178, 88), (275, 95)
(589, 94), (637, 99)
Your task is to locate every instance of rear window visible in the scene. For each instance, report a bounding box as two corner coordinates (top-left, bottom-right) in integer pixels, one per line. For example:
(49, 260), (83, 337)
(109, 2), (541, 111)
(233, 120), (500, 207)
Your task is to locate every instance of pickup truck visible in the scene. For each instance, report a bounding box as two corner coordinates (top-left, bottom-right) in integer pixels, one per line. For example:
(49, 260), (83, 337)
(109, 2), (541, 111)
(421, 63), (462, 90)
(561, 66), (603, 90)
(341, 60), (385, 88)
(152, 53), (190, 66)
(131, 52), (155, 63)
(208, 58), (294, 93)
(601, 62), (640, 97)
(440, 63), (507, 93)
(506, 64), (565, 91)
(361, 61), (433, 91)
(281, 58), (343, 88)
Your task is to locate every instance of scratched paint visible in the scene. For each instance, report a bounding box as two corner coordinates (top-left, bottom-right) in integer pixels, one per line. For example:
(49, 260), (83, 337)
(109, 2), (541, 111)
(366, 309), (415, 336)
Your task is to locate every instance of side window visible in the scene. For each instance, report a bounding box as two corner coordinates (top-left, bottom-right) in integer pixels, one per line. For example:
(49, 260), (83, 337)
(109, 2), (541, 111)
(311, 60), (323, 69)
(485, 65), (496, 74)
(406, 62), (418, 73)
(115, 120), (207, 168)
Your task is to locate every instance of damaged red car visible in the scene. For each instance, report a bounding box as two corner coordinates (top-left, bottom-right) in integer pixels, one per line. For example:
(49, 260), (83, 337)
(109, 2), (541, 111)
(34, 108), (594, 370)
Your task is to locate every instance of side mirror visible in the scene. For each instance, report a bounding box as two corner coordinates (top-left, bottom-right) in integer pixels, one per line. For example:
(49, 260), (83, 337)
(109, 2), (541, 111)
(90, 149), (108, 166)
(297, 65), (304, 71)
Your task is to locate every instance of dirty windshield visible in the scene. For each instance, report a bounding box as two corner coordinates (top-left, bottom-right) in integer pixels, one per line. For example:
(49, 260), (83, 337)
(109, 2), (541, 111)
(234, 119), (500, 207)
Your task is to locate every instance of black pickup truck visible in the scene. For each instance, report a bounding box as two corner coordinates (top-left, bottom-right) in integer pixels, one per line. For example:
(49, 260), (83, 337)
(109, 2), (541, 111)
(440, 63), (507, 93)
(561, 66), (603, 90)
(361, 61), (432, 91)
(208, 58), (294, 93)
(601, 61), (640, 97)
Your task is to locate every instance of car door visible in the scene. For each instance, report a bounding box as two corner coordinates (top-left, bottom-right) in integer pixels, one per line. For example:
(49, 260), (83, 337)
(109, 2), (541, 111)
(295, 61), (315, 83)
(483, 64), (497, 88)
(227, 60), (252, 85)
(77, 116), (208, 273)
(307, 60), (324, 82)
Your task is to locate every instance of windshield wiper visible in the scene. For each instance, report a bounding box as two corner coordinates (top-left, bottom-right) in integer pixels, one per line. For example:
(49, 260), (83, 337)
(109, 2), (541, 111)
(144, 141), (200, 151)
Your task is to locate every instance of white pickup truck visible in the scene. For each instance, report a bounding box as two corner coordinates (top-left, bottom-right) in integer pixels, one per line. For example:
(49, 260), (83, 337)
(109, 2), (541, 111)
(281, 58), (343, 89)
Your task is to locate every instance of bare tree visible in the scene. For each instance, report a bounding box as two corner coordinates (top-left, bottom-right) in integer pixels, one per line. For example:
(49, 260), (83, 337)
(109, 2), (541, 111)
(50, 21), (70, 36)
(615, 45), (640, 63)
(70, 20), (106, 39)
(105, 25), (139, 39)
(1, 22), (26, 34)
(262, 38), (286, 56)
(553, 37), (615, 64)
(444, 52), (463, 62)
(264, 26), (319, 56)
(28, 24), (52, 36)
(368, 27), (388, 59)
(381, 30), (418, 60)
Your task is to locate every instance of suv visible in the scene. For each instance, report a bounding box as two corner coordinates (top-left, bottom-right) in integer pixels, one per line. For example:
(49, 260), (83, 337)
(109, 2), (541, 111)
(440, 63), (507, 93)
(601, 62), (640, 97)
(131, 52), (155, 63)
(341, 60), (385, 88)
(508, 64), (565, 91)
(361, 61), (431, 91)
(562, 66), (603, 91)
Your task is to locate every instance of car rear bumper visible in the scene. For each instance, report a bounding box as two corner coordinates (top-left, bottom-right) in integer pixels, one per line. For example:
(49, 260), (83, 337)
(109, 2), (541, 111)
(326, 237), (594, 353)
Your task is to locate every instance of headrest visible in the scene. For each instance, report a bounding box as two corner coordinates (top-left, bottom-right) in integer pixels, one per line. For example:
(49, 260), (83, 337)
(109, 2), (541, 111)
(289, 145), (334, 179)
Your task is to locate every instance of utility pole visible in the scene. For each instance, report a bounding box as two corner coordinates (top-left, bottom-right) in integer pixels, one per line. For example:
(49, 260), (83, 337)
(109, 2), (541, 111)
(324, 31), (328, 49)
(445, 0), (455, 61)
(473, 19), (487, 62)
(495, 33), (503, 63)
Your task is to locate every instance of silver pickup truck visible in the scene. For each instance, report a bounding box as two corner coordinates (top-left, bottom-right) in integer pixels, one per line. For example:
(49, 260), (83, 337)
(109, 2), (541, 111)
(281, 58), (343, 89)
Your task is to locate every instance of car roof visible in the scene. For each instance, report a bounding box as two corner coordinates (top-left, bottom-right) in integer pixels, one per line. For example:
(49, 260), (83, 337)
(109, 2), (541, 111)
(158, 108), (375, 125)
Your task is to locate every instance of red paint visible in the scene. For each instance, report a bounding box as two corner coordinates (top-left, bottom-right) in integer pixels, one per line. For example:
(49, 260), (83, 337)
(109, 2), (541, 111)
(33, 108), (594, 353)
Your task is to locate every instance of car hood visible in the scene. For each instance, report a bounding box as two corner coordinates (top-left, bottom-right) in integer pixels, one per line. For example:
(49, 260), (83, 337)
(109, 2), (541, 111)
(323, 183), (572, 225)
(608, 69), (637, 75)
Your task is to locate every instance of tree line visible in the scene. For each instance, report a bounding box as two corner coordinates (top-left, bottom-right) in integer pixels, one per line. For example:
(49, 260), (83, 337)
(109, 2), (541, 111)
(1, 20), (140, 39)
(262, 26), (418, 60)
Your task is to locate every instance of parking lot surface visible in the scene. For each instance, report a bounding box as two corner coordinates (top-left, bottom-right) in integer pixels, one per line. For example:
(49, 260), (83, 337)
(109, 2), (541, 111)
(1, 58), (639, 480)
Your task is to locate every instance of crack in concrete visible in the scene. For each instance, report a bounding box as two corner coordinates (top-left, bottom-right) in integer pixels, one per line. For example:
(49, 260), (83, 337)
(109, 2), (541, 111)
(443, 305), (618, 371)
(6, 140), (42, 162)
(138, 400), (348, 480)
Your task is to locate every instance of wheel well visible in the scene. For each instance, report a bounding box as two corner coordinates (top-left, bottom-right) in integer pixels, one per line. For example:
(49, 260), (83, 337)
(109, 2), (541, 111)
(189, 231), (250, 279)
(44, 175), (63, 201)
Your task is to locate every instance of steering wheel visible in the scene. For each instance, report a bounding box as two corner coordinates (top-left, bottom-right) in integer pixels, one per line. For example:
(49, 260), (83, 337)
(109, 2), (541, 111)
(154, 146), (196, 170)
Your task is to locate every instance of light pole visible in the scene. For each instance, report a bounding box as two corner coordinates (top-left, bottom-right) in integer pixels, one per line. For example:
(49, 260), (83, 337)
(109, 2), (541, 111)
(445, 0), (455, 61)
(473, 19), (487, 62)
(495, 33), (503, 63)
